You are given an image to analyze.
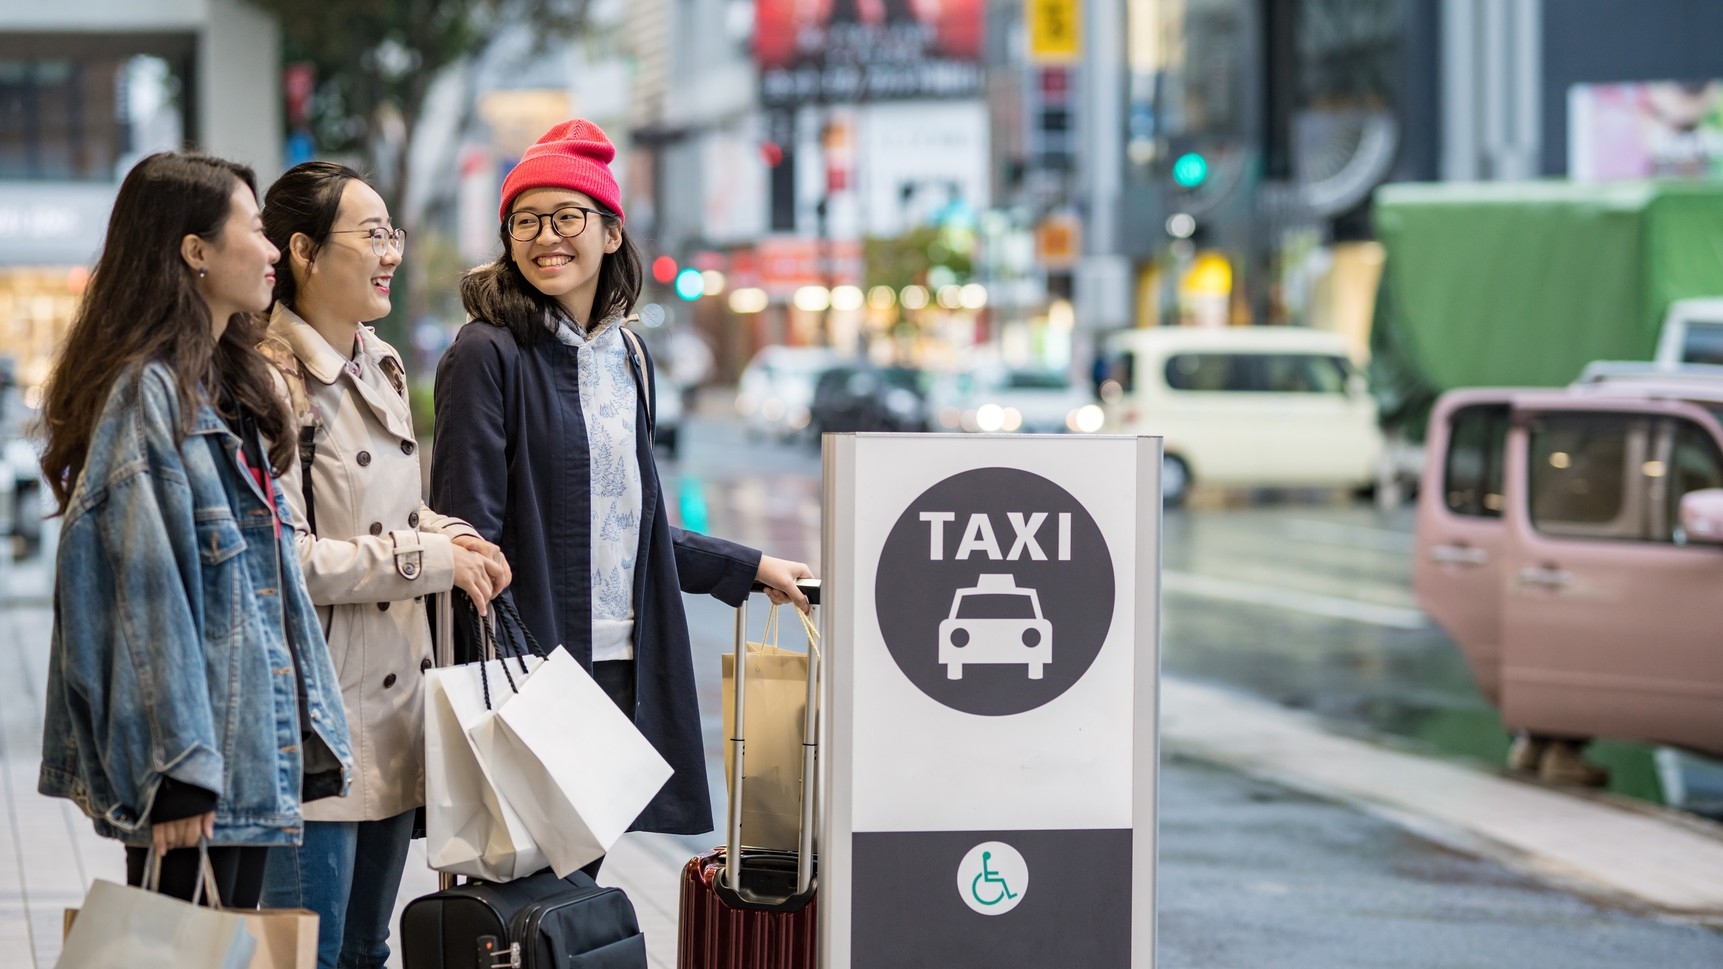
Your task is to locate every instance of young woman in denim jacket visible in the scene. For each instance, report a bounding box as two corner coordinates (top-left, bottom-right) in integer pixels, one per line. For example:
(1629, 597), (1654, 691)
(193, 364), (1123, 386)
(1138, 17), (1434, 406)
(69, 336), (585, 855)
(36, 152), (354, 906)
(430, 120), (812, 864)
(255, 162), (511, 969)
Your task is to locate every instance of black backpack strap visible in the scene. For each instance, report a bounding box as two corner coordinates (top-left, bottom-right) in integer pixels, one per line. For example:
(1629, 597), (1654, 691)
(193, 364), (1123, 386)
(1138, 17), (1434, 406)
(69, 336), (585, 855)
(619, 326), (655, 438)
(298, 424), (317, 534)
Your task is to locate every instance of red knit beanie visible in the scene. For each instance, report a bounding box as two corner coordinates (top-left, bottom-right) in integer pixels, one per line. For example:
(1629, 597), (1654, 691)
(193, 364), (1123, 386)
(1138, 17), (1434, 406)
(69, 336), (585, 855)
(497, 119), (625, 224)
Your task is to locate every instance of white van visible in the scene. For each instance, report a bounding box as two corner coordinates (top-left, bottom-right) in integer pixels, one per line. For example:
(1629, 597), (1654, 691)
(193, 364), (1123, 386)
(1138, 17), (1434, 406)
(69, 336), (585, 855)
(1655, 298), (1723, 368)
(1098, 327), (1382, 504)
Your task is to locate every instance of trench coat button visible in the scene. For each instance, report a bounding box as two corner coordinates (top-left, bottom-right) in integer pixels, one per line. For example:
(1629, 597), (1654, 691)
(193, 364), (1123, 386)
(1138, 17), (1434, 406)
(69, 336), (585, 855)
(377, 601), (390, 612)
(383, 673), (398, 689)
(369, 522), (383, 536)
(408, 510), (420, 528)
(356, 450), (372, 467)
(401, 440), (416, 456)
(420, 657), (433, 673)
(403, 562), (419, 578)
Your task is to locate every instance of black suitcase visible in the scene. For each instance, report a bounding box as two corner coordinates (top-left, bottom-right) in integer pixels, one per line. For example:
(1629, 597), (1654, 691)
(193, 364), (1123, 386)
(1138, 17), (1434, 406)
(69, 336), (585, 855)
(400, 867), (646, 969)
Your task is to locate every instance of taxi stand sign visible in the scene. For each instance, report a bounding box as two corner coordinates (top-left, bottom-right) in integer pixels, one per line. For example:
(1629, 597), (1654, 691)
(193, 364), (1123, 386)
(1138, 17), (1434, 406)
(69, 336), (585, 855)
(820, 434), (1160, 969)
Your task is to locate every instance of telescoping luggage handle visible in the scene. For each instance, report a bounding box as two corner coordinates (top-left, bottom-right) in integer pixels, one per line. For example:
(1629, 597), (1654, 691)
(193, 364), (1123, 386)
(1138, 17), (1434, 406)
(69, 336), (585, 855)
(725, 579), (822, 905)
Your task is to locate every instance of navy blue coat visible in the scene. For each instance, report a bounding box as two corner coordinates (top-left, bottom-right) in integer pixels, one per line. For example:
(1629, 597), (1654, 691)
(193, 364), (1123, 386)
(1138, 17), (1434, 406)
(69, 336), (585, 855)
(429, 320), (759, 835)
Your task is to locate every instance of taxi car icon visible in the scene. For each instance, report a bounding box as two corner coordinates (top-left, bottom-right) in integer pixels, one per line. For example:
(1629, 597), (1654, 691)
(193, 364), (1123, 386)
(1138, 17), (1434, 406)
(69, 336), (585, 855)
(939, 574), (1053, 680)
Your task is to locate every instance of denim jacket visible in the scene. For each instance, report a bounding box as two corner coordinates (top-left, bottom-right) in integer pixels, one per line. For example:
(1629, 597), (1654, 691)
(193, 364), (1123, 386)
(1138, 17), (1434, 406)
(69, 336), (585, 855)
(38, 361), (353, 846)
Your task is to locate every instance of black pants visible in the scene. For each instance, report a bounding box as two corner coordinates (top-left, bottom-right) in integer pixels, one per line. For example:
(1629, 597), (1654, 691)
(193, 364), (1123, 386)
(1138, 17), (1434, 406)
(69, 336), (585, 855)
(577, 659), (637, 881)
(125, 845), (269, 908)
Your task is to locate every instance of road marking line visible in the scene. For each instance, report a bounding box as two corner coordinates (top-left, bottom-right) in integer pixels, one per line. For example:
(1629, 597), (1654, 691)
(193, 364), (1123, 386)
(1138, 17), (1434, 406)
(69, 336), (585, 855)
(1281, 519), (1417, 553)
(1163, 570), (1428, 629)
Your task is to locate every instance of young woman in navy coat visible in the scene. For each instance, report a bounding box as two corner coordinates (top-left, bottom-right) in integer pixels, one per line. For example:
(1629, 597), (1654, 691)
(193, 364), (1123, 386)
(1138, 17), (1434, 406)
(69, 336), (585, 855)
(429, 119), (812, 846)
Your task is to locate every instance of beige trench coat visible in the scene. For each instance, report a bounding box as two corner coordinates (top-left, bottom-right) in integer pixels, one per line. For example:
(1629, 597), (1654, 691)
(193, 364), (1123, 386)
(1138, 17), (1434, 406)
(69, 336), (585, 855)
(262, 304), (478, 822)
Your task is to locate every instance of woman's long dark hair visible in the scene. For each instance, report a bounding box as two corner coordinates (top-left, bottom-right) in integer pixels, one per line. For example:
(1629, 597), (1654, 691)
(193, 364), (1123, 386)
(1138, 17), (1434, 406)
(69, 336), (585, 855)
(40, 151), (295, 513)
(262, 160), (362, 310)
(459, 204), (642, 345)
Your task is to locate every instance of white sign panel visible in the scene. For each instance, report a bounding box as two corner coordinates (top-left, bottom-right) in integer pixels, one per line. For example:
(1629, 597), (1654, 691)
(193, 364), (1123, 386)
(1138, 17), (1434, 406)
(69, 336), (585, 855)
(821, 434), (1160, 969)
(856, 101), (991, 238)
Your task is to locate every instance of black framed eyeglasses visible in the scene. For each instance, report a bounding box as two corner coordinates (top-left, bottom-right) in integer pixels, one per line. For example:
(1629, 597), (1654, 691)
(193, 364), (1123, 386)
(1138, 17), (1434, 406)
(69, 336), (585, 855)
(505, 205), (603, 242)
(329, 226), (407, 256)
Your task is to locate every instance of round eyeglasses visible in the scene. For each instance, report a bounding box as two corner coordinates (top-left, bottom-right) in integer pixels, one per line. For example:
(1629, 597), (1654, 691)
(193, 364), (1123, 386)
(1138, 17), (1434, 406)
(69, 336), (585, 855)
(329, 226), (407, 256)
(505, 205), (603, 243)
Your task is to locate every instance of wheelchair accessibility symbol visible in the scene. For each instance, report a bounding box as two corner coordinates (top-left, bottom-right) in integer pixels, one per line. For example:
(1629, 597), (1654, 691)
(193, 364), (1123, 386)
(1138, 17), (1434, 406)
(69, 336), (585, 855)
(957, 841), (1029, 916)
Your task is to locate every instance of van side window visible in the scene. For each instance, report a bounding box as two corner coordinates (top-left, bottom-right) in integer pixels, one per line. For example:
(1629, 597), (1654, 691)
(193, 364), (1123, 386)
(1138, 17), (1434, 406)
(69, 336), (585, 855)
(1657, 419), (1723, 543)
(1164, 353), (1348, 393)
(1443, 405), (1509, 517)
(1527, 413), (1644, 539)
(1108, 352), (1137, 394)
(1257, 354), (1349, 394)
(1682, 322), (1723, 366)
(1164, 353), (1243, 392)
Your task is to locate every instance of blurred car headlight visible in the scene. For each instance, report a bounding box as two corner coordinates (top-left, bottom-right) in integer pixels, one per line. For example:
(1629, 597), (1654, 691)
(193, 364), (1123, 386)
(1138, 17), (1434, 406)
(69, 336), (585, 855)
(975, 403), (1005, 433)
(1001, 407), (1023, 432)
(761, 397), (787, 422)
(788, 405), (810, 429)
(960, 409), (981, 433)
(736, 392), (758, 417)
(937, 407), (962, 430)
(1068, 404), (1105, 434)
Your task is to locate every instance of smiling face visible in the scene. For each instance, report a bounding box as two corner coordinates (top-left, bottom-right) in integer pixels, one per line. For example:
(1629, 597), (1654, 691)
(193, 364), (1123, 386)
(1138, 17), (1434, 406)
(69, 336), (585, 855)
(506, 187), (621, 325)
(292, 179), (400, 326)
(197, 181), (279, 324)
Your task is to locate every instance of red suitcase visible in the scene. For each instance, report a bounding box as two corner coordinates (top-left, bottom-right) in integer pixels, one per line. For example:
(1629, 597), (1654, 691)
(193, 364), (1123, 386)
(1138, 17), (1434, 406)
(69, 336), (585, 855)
(677, 582), (821, 969)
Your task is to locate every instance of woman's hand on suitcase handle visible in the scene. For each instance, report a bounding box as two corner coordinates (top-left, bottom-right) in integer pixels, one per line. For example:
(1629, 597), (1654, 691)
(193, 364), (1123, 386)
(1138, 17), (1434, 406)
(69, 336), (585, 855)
(152, 811), (214, 857)
(452, 544), (498, 616)
(454, 535), (512, 597)
(756, 556), (815, 612)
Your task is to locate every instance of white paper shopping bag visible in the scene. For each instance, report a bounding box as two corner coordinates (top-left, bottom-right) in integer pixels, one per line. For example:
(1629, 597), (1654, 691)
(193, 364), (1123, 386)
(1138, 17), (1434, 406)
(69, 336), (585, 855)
(483, 649), (674, 876)
(424, 655), (549, 881)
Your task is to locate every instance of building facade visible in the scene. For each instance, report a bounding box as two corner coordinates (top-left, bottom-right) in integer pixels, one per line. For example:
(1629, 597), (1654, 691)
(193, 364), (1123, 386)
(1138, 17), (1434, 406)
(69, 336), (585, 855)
(0, 0), (281, 391)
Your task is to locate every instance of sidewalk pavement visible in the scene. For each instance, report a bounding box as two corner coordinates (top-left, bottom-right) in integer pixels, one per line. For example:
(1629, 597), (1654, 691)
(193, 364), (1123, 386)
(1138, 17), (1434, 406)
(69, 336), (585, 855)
(4, 551), (1723, 967)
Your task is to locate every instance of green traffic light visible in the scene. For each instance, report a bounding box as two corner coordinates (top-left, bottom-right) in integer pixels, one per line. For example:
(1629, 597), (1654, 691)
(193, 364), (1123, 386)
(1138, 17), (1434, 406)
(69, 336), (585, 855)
(674, 268), (704, 301)
(1172, 152), (1209, 189)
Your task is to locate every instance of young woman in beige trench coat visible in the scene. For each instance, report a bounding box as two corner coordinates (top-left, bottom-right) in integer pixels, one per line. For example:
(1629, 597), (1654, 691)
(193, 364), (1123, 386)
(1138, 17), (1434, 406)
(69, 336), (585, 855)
(255, 161), (512, 969)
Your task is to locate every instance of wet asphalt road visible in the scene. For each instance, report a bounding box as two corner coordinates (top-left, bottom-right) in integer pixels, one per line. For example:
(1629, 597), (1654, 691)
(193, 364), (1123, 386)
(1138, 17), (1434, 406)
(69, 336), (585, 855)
(658, 416), (1723, 965)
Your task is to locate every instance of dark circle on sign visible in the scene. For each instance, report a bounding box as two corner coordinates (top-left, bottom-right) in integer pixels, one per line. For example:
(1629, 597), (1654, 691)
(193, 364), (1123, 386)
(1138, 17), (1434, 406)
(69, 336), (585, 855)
(874, 467), (1115, 716)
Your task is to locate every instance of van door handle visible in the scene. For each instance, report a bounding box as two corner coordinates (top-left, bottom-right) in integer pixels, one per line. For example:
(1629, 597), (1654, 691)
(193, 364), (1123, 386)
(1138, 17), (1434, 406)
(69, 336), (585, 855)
(1516, 566), (1571, 589)
(1429, 544), (1489, 566)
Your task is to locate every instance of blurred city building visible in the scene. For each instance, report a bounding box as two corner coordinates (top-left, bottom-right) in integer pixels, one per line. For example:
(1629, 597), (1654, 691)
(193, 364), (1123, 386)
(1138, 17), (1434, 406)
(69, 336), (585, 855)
(0, 0), (282, 394)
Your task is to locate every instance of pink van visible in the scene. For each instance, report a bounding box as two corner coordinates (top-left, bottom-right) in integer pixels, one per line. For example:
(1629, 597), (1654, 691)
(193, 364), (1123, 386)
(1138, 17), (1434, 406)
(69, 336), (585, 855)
(1415, 368), (1723, 779)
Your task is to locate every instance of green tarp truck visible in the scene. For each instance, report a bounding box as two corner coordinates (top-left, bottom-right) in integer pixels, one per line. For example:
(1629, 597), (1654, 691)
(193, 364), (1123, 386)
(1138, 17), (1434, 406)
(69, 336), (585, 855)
(1369, 180), (1723, 435)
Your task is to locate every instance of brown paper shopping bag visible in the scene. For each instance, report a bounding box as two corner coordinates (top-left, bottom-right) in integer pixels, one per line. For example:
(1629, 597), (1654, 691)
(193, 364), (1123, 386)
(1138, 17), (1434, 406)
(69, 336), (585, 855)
(722, 604), (818, 851)
(241, 908), (319, 969)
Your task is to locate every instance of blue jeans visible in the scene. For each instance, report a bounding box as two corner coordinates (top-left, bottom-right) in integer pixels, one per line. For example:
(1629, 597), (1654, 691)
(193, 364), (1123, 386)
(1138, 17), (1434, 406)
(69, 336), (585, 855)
(262, 810), (416, 969)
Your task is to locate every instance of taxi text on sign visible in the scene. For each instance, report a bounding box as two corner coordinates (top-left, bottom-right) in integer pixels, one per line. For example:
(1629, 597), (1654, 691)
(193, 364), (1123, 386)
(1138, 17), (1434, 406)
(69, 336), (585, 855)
(819, 434), (1161, 969)
(1027, 0), (1084, 64)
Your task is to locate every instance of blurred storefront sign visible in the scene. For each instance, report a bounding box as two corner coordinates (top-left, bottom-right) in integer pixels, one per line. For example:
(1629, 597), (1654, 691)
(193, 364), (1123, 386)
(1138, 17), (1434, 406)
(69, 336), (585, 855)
(1570, 80), (1723, 181)
(857, 100), (991, 237)
(753, 237), (865, 296)
(1035, 212), (1081, 269)
(457, 144), (502, 267)
(755, 0), (984, 106)
(701, 131), (770, 244)
(0, 184), (114, 266)
(1026, 0), (1082, 65)
(478, 90), (575, 157)
(284, 62), (315, 128)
